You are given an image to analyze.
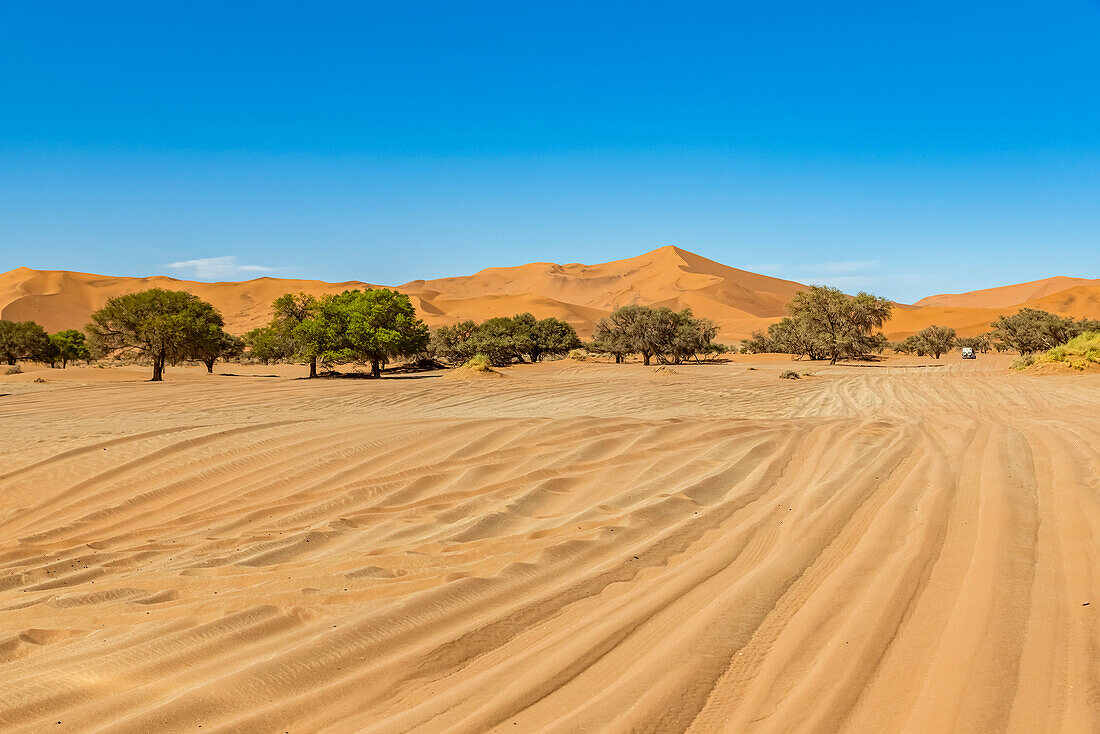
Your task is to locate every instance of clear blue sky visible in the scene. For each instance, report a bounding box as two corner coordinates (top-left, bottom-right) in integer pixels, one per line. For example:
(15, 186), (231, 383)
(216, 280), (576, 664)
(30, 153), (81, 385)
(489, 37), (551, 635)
(2, 1), (1098, 302)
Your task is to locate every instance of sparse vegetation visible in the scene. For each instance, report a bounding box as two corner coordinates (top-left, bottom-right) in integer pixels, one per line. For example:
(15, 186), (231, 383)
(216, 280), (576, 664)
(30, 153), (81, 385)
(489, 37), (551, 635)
(48, 329), (91, 368)
(86, 289), (233, 381)
(1030, 331), (1100, 371)
(894, 325), (956, 358)
(779, 369), (801, 379)
(4, 364), (22, 375)
(990, 309), (1100, 356)
(588, 305), (718, 365)
(0, 319), (53, 365)
(743, 286), (892, 363)
(461, 354), (494, 372)
(431, 314), (581, 367)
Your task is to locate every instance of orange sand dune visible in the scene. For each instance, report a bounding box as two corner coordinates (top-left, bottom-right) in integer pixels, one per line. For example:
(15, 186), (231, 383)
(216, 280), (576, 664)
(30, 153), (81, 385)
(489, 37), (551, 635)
(0, 247), (807, 340)
(2, 247), (1098, 341)
(885, 284), (1100, 339)
(0, 358), (1097, 732)
(914, 275), (1100, 309)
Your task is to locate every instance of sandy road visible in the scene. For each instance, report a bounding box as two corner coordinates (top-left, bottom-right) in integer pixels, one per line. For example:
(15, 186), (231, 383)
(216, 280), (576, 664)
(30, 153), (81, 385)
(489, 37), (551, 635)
(0, 359), (1097, 732)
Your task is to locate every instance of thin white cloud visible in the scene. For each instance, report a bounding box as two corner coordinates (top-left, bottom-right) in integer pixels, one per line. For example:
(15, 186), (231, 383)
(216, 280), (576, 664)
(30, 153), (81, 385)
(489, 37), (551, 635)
(165, 256), (283, 280)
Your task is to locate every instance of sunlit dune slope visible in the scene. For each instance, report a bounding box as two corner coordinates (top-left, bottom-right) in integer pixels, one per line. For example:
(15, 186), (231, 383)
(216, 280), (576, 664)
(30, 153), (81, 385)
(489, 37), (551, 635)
(914, 275), (1100, 309)
(2, 248), (1097, 340)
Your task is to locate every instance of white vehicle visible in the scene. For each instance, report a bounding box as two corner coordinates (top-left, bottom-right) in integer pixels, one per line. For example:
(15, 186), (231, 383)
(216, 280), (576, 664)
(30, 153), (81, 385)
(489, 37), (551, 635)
(961, 347), (976, 359)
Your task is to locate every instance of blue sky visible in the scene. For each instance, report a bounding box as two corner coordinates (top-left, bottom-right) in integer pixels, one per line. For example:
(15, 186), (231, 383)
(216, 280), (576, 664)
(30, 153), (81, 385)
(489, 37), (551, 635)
(2, 1), (1098, 302)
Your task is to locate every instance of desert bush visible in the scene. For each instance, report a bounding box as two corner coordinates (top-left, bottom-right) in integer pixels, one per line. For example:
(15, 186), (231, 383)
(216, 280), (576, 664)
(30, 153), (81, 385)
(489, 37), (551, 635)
(5, 364), (22, 375)
(990, 309), (1100, 356)
(432, 314), (580, 366)
(779, 369), (801, 379)
(1031, 331), (1100, 370)
(461, 354), (494, 371)
(590, 305), (717, 364)
(568, 348), (588, 361)
(744, 286), (891, 363)
(956, 333), (993, 353)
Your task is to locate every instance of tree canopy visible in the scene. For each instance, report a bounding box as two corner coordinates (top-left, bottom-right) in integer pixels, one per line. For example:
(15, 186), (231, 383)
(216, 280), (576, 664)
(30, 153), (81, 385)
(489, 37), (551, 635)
(86, 289), (231, 380)
(896, 325), (957, 359)
(49, 329), (91, 368)
(303, 289), (429, 377)
(430, 313), (581, 366)
(589, 305), (717, 365)
(0, 319), (53, 365)
(743, 286), (892, 363)
(990, 309), (1100, 355)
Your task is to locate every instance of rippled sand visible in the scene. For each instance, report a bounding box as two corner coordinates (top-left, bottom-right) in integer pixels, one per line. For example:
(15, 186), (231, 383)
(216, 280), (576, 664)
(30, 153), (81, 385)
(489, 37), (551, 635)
(1, 357), (1097, 732)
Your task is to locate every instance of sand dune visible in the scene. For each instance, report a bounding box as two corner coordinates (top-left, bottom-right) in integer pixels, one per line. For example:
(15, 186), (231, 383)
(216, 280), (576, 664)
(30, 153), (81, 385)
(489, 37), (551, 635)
(914, 276), (1100, 309)
(1, 359), (1097, 732)
(2, 249), (1098, 341)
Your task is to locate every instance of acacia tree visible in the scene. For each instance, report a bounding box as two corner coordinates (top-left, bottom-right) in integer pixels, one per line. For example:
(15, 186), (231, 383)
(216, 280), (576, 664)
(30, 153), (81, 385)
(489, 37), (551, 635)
(990, 309), (1100, 355)
(529, 316), (582, 361)
(591, 305), (651, 363)
(0, 319), (52, 365)
(785, 286), (893, 364)
(49, 329), (91, 368)
(908, 325), (957, 358)
(429, 320), (479, 364)
(86, 289), (229, 381)
(193, 329), (245, 373)
(308, 289), (429, 377)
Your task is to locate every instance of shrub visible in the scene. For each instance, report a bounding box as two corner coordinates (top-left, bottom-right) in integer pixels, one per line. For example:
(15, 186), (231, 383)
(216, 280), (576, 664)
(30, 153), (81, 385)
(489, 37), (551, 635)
(1031, 331), (1100, 370)
(568, 348), (588, 361)
(461, 354), (494, 372)
(4, 364), (22, 375)
(779, 369), (801, 379)
(1012, 355), (1035, 370)
(991, 309), (1100, 355)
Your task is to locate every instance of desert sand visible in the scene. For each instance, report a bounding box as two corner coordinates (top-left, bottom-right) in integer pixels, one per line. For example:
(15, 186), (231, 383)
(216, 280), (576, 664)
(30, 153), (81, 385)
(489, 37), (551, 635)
(4, 247), (1097, 341)
(1, 357), (1097, 732)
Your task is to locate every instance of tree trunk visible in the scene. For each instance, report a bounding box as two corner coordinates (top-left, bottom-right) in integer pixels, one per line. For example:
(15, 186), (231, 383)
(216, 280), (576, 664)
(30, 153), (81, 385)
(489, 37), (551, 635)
(204, 358), (216, 373)
(615, 353), (623, 364)
(309, 357), (317, 378)
(61, 357), (68, 369)
(642, 352), (651, 366)
(151, 352), (165, 381)
(371, 358), (381, 378)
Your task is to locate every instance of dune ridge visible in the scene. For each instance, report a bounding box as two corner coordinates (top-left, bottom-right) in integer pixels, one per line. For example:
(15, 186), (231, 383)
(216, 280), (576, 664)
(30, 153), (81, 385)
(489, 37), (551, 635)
(2, 247), (1098, 340)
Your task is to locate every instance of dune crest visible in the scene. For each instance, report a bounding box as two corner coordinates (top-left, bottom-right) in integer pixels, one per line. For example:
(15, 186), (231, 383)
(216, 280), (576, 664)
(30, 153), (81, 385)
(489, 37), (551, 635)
(2, 248), (1097, 340)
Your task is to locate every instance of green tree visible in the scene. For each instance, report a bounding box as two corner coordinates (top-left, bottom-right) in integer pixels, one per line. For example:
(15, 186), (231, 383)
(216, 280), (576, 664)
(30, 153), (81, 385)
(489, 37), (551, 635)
(786, 286), (893, 364)
(272, 293), (322, 377)
(991, 308), (1098, 355)
(244, 325), (286, 364)
(86, 289), (227, 381)
(466, 316), (531, 366)
(193, 329), (245, 373)
(49, 329), (91, 368)
(309, 289), (429, 377)
(0, 320), (53, 365)
(956, 333), (993, 353)
(590, 305), (654, 364)
(528, 317), (582, 361)
(429, 320), (479, 364)
(914, 325), (957, 359)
